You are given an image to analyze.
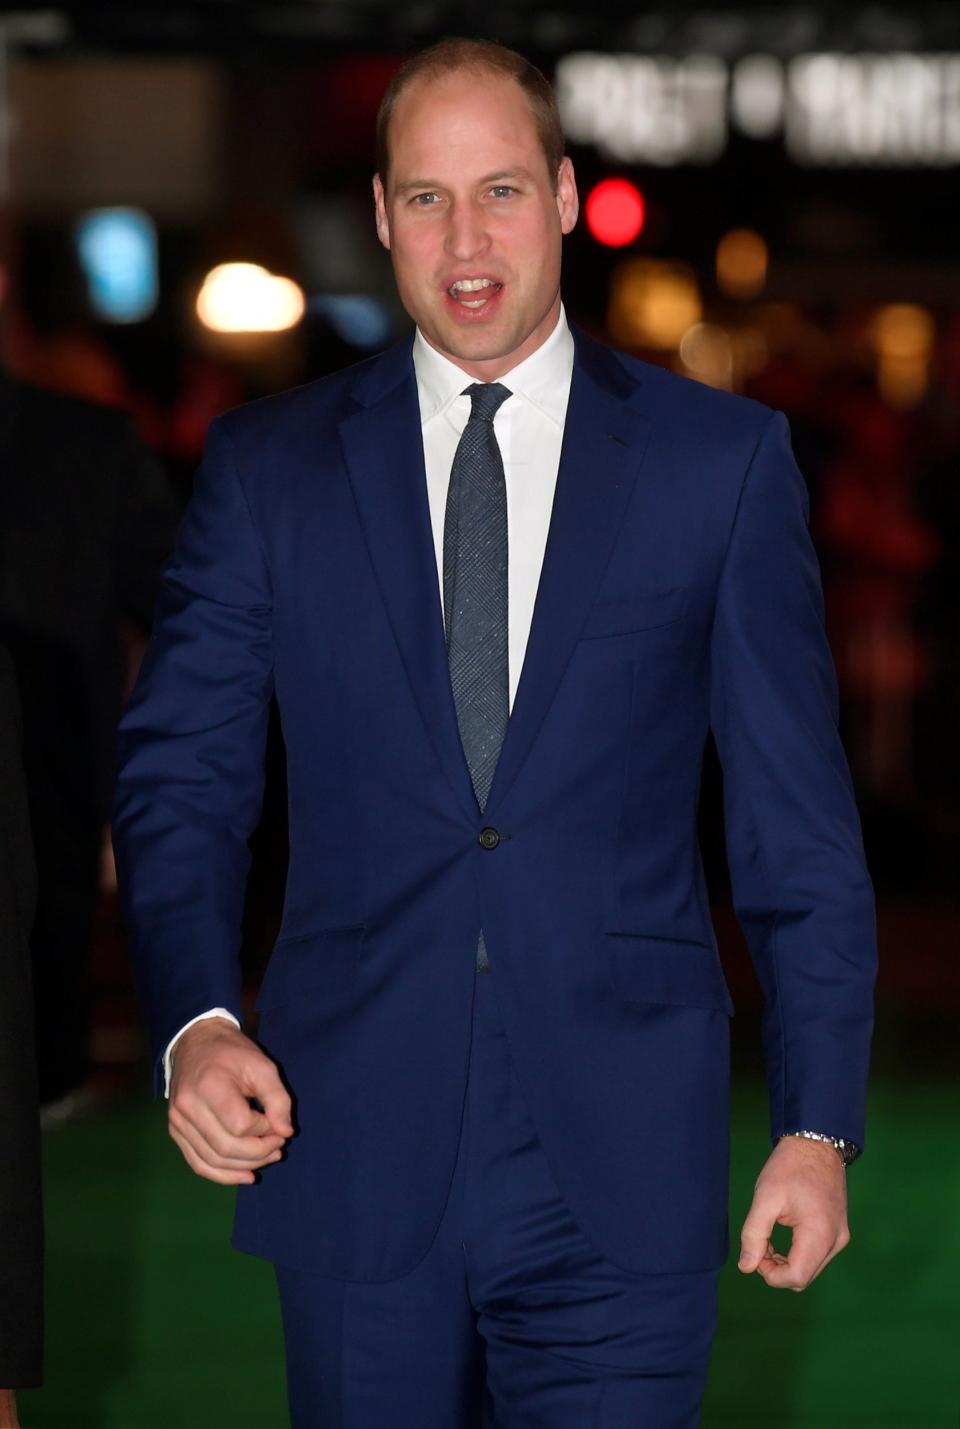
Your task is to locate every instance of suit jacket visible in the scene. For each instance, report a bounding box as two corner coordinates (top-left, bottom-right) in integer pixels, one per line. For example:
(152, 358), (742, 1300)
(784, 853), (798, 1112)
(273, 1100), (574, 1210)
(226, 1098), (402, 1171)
(113, 327), (877, 1280)
(0, 646), (42, 1385)
(0, 373), (180, 860)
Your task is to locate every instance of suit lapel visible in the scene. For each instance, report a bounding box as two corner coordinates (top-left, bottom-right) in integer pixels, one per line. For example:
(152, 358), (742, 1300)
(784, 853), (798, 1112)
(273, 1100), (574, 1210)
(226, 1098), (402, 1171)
(484, 329), (651, 815)
(339, 340), (480, 822)
(337, 327), (651, 825)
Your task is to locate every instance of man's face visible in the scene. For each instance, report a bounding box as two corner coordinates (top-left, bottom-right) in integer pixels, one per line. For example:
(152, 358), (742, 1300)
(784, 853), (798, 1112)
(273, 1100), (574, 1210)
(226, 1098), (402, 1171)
(373, 70), (578, 380)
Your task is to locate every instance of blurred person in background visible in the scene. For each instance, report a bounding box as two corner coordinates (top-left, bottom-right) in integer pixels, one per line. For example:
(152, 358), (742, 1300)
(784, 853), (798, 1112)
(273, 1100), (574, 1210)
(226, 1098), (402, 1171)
(0, 646), (42, 1428)
(114, 39), (876, 1428)
(817, 393), (938, 800)
(0, 364), (180, 1116)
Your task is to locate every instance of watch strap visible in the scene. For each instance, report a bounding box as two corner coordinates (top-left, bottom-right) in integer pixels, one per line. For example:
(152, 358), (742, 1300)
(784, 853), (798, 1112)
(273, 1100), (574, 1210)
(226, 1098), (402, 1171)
(779, 1129), (862, 1167)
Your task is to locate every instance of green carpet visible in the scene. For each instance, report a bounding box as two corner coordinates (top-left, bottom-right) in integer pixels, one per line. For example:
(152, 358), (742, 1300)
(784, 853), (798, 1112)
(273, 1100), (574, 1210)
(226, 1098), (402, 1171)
(19, 1076), (958, 1428)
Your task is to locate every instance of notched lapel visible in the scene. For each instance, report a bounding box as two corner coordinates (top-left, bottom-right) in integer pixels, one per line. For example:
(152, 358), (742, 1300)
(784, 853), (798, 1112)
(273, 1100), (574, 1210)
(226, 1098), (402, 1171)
(485, 335), (651, 814)
(338, 347), (479, 823)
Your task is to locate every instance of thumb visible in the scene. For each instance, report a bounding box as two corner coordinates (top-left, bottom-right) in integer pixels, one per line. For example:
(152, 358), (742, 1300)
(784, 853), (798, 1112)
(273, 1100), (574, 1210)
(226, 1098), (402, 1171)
(739, 1194), (776, 1273)
(255, 1063), (294, 1138)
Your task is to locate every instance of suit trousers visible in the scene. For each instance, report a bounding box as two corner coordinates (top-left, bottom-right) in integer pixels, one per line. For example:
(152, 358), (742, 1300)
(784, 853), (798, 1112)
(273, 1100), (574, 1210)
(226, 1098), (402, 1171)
(274, 965), (720, 1428)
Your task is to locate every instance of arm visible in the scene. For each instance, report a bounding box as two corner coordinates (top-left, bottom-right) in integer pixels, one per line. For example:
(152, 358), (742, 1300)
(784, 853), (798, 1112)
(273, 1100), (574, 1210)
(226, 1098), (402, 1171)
(112, 418), (292, 1180)
(708, 411), (877, 1288)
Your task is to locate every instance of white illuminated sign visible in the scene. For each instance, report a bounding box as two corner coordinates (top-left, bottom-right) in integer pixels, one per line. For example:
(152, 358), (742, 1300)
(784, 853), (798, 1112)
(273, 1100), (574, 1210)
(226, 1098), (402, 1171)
(787, 54), (960, 164)
(557, 54), (727, 164)
(556, 51), (960, 166)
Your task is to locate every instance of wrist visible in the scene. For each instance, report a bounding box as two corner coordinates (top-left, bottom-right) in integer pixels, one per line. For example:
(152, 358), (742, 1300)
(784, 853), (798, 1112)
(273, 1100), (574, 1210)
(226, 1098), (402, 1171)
(778, 1130), (861, 1168)
(172, 1015), (242, 1061)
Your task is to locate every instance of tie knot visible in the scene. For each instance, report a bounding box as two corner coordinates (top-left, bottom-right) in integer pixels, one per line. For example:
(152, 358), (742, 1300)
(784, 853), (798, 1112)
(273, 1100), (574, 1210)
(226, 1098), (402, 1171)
(464, 382), (511, 423)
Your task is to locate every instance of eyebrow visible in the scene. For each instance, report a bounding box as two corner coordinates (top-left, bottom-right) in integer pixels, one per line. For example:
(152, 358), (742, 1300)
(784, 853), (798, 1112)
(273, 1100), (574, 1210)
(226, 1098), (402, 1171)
(393, 168), (535, 196)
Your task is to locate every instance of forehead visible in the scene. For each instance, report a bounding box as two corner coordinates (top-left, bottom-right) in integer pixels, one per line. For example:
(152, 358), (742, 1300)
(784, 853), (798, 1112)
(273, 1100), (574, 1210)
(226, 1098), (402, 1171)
(388, 70), (545, 180)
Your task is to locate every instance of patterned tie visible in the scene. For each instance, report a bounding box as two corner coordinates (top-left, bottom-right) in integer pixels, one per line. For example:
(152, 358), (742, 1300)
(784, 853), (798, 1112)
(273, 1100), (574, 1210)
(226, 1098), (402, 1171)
(444, 382), (511, 971)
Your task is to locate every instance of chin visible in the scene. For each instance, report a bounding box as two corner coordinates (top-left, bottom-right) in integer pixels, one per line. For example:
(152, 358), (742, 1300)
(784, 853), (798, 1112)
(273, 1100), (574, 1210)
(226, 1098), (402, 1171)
(439, 323), (517, 360)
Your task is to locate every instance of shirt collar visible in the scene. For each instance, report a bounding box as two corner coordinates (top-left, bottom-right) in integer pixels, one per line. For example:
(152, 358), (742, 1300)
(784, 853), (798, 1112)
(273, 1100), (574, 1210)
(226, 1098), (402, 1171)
(413, 304), (574, 429)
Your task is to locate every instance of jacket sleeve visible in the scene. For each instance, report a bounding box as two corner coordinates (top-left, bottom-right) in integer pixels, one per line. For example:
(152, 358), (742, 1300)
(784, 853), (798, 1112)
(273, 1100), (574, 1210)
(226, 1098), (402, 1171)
(709, 409), (877, 1150)
(112, 417), (273, 1091)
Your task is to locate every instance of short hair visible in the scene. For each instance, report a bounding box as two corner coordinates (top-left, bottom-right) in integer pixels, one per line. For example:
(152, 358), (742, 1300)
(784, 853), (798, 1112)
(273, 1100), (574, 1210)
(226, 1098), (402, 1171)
(376, 38), (565, 193)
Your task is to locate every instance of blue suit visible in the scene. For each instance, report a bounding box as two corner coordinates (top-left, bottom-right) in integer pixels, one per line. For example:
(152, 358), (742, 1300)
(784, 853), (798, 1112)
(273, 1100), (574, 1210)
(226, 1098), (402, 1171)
(114, 327), (875, 1418)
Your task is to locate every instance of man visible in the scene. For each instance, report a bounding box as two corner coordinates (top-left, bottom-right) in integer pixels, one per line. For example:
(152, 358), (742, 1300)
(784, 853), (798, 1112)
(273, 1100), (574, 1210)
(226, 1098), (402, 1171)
(113, 39), (876, 1428)
(0, 647), (42, 1427)
(0, 371), (180, 1110)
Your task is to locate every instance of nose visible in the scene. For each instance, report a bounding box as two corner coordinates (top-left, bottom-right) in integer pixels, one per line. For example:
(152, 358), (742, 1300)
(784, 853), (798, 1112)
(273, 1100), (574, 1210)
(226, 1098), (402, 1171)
(445, 199), (490, 262)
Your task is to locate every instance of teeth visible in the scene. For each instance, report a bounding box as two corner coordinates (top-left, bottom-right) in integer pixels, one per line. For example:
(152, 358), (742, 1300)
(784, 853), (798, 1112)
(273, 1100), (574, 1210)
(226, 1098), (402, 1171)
(450, 278), (496, 293)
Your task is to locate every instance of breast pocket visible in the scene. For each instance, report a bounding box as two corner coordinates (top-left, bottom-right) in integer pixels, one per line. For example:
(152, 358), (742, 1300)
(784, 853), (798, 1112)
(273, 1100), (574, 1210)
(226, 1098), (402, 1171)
(579, 586), (688, 641)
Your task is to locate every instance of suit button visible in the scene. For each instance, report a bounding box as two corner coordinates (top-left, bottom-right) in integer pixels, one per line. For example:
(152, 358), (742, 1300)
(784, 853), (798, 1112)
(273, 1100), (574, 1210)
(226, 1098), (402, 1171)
(478, 826), (500, 850)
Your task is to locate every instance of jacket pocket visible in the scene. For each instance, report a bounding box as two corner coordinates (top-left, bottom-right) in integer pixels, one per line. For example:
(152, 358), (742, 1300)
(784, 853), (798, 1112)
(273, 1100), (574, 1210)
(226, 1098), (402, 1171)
(604, 932), (734, 1015)
(579, 586), (688, 640)
(254, 925), (366, 1012)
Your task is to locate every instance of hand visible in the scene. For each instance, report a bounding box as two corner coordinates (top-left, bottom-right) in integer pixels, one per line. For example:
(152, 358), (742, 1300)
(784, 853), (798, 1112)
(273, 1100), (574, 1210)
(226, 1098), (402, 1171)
(738, 1135), (850, 1290)
(168, 1017), (294, 1185)
(0, 1389), (20, 1428)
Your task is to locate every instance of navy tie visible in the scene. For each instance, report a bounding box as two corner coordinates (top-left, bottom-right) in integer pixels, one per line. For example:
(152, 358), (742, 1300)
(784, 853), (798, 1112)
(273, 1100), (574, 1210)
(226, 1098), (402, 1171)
(444, 382), (511, 971)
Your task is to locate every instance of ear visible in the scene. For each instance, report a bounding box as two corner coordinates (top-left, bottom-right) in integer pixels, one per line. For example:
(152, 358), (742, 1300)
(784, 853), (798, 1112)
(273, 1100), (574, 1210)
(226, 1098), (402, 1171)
(373, 174), (391, 251)
(556, 156), (579, 236)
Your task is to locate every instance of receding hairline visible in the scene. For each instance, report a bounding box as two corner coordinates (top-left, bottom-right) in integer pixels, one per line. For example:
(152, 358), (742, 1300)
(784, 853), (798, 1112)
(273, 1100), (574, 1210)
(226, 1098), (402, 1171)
(375, 39), (565, 194)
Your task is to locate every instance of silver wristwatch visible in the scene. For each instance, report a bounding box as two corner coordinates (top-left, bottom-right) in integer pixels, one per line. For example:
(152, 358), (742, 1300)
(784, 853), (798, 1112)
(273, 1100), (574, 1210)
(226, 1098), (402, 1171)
(779, 1129), (862, 1168)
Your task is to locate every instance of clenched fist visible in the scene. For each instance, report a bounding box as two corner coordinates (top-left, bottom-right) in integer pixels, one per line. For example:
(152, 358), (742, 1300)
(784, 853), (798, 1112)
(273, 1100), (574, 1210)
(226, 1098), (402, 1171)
(168, 1017), (294, 1185)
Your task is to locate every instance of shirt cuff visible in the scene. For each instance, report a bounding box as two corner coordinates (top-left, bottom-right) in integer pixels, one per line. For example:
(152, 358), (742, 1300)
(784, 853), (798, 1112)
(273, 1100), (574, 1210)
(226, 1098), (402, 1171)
(162, 1008), (241, 1098)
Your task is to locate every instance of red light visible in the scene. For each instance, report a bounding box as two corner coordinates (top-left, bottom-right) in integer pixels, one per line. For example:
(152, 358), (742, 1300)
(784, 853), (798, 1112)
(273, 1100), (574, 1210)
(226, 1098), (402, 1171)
(585, 178), (645, 247)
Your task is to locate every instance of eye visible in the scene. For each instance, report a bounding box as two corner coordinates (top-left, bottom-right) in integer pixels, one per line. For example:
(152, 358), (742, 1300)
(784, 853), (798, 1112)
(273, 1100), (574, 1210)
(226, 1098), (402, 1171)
(412, 192), (440, 207)
(489, 185), (516, 199)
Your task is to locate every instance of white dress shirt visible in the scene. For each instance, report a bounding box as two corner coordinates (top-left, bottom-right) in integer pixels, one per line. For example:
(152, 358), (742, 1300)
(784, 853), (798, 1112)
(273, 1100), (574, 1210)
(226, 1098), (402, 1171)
(162, 306), (575, 1092)
(414, 305), (574, 710)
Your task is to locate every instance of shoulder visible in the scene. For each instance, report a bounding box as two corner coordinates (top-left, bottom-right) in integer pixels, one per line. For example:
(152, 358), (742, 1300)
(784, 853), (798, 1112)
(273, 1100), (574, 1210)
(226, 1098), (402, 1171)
(210, 343), (406, 461)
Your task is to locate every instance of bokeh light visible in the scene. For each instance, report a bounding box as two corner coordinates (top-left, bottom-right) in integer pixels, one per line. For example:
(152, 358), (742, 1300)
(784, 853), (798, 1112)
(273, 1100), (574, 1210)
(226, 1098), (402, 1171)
(716, 228), (768, 300)
(75, 208), (158, 323)
(872, 303), (934, 408)
(608, 259), (702, 349)
(196, 263), (305, 334)
(585, 178), (646, 247)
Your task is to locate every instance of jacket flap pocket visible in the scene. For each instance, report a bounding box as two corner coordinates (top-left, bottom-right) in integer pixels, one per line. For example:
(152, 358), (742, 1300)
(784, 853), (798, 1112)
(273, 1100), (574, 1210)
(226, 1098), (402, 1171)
(605, 933), (734, 1015)
(255, 925), (366, 1012)
(579, 586), (687, 640)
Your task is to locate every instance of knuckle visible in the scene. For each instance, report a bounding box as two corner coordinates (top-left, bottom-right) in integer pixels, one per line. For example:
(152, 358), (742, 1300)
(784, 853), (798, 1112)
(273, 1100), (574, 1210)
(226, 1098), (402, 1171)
(222, 1110), (250, 1139)
(204, 1123), (232, 1154)
(170, 1089), (193, 1118)
(179, 1143), (200, 1172)
(195, 1068), (225, 1100)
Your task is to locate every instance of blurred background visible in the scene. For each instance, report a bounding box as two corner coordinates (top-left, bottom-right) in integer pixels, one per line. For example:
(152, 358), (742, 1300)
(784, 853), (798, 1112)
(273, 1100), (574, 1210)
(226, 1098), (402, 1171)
(1, 1), (956, 1424)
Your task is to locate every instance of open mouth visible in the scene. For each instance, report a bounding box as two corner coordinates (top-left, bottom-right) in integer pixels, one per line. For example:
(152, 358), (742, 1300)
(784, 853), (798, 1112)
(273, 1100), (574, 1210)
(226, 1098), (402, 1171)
(446, 277), (504, 309)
